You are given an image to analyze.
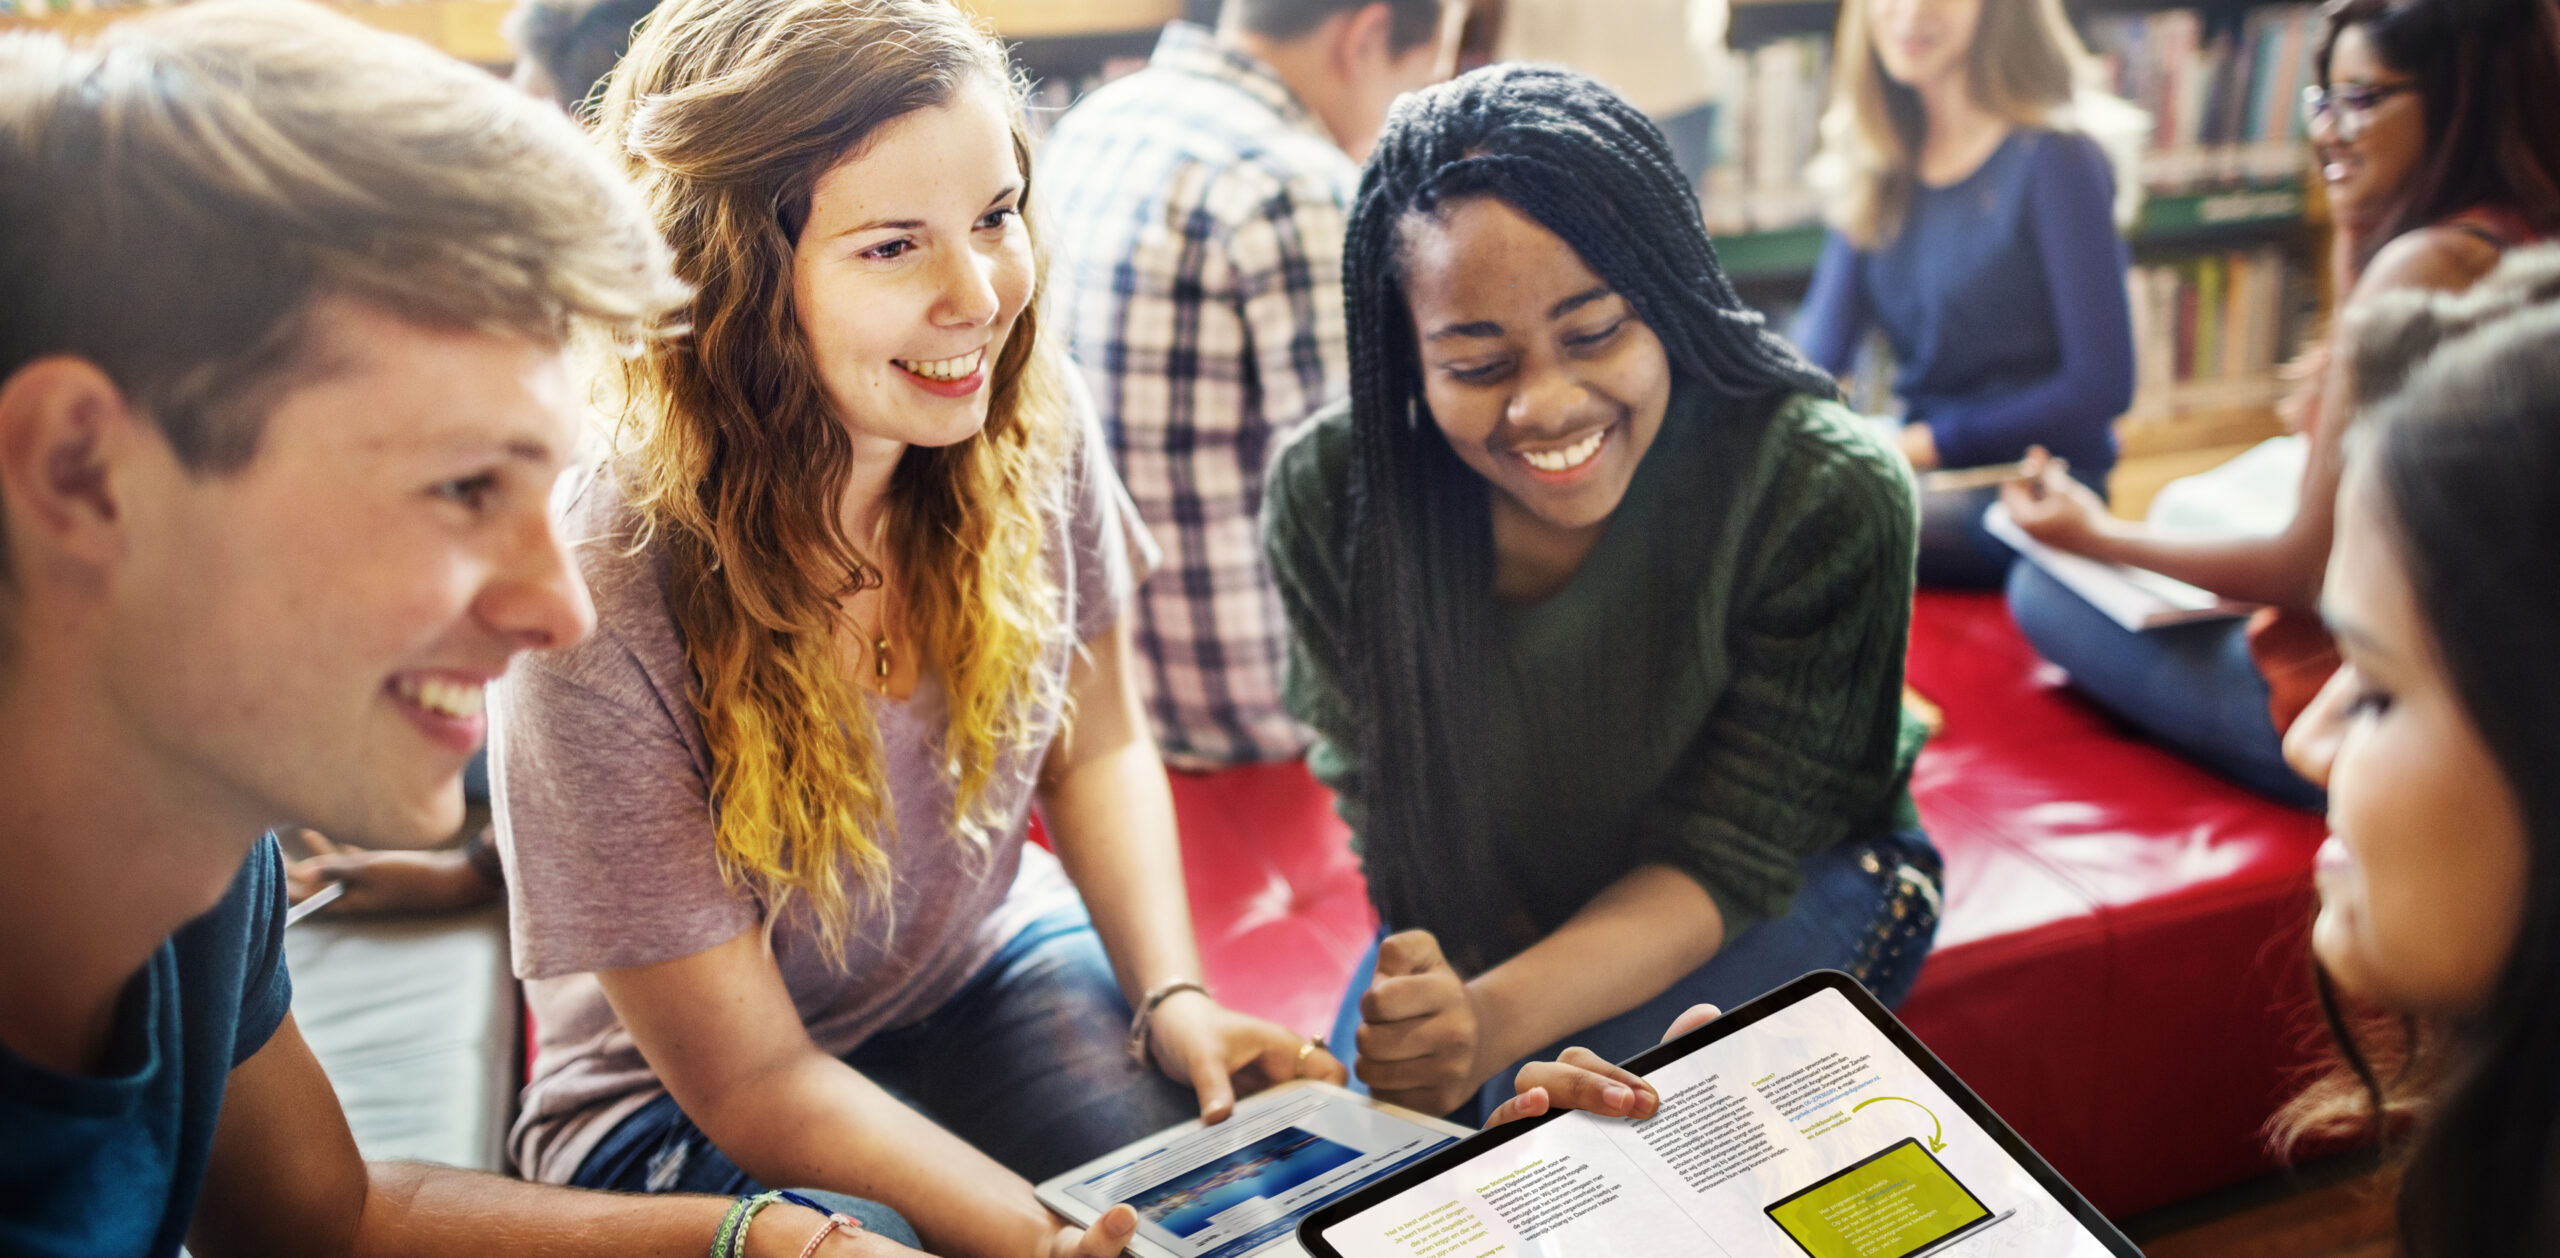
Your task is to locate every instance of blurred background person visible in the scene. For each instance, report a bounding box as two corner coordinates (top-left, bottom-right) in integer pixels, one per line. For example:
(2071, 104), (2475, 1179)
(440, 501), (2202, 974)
(2001, 0), (2560, 806)
(506, 0), (659, 117)
(1793, 0), (2144, 587)
(1041, 0), (1454, 769)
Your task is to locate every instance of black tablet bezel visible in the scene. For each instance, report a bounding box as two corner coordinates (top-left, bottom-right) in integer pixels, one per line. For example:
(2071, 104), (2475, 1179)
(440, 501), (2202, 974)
(1296, 969), (2140, 1258)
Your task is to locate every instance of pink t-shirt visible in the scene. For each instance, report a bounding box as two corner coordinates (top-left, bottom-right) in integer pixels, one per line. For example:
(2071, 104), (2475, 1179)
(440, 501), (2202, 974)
(493, 411), (1152, 1182)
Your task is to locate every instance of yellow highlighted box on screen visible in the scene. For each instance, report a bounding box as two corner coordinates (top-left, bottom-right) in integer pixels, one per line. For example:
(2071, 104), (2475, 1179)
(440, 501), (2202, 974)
(1764, 1138), (1992, 1258)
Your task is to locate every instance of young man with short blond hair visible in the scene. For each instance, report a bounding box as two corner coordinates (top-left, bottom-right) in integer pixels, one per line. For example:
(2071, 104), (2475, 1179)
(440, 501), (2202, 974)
(0, 6), (924, 1254)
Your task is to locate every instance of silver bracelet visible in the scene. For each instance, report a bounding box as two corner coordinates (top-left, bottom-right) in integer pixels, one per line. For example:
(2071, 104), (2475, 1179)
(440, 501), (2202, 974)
(1126, 978), (1213, 1068)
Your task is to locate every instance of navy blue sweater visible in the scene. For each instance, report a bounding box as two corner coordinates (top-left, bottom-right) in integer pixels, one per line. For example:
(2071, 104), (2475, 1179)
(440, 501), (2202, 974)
(1792, 129), (2136, 477)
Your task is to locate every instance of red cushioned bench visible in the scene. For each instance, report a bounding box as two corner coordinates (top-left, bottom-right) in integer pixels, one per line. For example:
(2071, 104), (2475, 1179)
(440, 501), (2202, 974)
(1174, 589), (2335, 1219)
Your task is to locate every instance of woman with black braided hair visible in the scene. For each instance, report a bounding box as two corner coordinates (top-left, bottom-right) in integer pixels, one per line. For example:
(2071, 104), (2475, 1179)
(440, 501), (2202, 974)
(1263, 64), (1941, 1122)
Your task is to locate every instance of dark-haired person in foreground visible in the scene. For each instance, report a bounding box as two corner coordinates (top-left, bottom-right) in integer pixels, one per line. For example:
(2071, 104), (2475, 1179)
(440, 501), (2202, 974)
(0, 6), (916, 1255)
(2266, 250), (2560, 1258)
(1264, 65), (1940, 1123)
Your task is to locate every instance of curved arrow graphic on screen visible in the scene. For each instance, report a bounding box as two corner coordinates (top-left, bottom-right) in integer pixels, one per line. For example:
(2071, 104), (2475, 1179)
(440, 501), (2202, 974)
(1850, 1096), (1947, 1152)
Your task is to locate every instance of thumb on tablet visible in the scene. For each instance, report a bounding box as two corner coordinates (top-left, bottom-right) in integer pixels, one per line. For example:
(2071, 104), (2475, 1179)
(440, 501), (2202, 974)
(1663, 1004), (1720, 1042)
(1066, 1205), (1136, 1258)
(1191, 1059), (1237, 1126)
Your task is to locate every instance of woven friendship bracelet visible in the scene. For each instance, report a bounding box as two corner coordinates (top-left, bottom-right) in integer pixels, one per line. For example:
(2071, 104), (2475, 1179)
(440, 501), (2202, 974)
(713, 1191), (787, 1258)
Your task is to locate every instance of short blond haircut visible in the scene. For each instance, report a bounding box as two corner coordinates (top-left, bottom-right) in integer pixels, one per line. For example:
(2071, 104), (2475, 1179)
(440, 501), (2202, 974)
(0, 0), (684, 472)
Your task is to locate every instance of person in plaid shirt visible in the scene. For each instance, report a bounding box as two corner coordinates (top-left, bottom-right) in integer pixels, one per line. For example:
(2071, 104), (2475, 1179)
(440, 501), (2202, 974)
(1041, 1), (1451, 767)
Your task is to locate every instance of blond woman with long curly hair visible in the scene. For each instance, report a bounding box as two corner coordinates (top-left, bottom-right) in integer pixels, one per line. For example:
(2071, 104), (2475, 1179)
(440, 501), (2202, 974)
(489, 2), (1341, 1254)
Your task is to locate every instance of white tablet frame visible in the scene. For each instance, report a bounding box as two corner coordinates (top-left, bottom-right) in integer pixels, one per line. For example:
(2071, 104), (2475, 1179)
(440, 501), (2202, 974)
(1036, 1080), (1473, 1258)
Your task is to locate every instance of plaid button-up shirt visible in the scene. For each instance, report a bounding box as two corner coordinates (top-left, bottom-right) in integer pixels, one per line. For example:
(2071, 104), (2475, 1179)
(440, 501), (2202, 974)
(1041, 23), (1356, 768)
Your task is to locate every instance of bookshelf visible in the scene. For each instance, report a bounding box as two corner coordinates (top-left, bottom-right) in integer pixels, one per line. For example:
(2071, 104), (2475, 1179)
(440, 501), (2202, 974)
(1717, 179), (2314, 283)
(0, 0), (515, 62)
(0, 0), (1183, 68)
(965, 0), (1177, 39)
(1694, 0), (2329, 453)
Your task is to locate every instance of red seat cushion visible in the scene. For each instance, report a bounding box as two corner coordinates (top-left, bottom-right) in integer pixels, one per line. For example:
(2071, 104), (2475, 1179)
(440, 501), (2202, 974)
(1170, 762), (1376, 1039)
(1895, 590), (2333, 1216)
(1171, 590), (2337, 1218)
(520, 590), (2336, 1213)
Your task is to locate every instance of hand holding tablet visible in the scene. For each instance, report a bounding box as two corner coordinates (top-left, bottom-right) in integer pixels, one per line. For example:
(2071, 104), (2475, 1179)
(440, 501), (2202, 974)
(1036, 1082), (1471, 1258)
(1301, 973), (2139, 1258)
(1484, 1003), (1723, 1128)
(1146, 990), (1350, 1124)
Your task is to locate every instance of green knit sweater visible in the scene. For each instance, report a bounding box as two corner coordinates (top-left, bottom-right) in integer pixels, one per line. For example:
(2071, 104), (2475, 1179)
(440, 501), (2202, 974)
(1262, 387), (1927, 945)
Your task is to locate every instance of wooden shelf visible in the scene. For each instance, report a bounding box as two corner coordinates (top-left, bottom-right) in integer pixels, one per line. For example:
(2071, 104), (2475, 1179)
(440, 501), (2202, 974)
(0, 0), (512, 61)
(1714, 223), (1827, 282)
(2137, 180), (2308, 238)
(1713, 176), (2311, 282)
(2117, 376), (2291, 458)
(961, 0), (1178, 38)
(0, 0), (1178, 61)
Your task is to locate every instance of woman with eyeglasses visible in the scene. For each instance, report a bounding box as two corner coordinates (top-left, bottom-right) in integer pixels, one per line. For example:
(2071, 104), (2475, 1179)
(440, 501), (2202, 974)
(1997, 0), (2560, 807)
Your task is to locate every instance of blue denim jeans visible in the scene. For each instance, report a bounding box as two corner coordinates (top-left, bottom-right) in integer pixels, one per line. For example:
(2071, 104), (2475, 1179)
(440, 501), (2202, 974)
(569, 906), (1199, 1200)
(1328, 828), (1943, 1124)
(2006, 561), (2325, 809)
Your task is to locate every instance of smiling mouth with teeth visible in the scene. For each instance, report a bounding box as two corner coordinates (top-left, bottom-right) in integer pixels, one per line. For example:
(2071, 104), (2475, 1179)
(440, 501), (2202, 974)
(393, 675), (487, 721)
(897, 348), (986, 382)
(1517, 427), (1608, 474)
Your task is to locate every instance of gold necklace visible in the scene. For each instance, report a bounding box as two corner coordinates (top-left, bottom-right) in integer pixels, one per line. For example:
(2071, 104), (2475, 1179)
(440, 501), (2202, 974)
(870, 584), (894, 682)
(865, 520), (895, 684)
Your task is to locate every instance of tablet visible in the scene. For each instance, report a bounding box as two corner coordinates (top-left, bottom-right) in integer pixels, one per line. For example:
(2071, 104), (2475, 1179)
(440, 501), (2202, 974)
(1038, 1080), (1474, 1258)
(1299, 971), (2140, 1258)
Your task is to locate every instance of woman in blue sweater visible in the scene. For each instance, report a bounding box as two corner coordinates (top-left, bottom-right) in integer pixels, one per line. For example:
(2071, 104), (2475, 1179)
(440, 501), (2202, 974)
(1793, 0), (2140, 586)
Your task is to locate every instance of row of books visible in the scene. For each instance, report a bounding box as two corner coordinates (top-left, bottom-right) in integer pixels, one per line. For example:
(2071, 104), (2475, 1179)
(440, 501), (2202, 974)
(4, 0), (166, 10)
(2085, 4), (2322, 190)
(1741, 249), (2308, 419)
(2128, 246), (2311, 396)
(1021, 59), (1152, 141)
(1697, 5), (2318, 235)
(1, 0), (474, 10)
(1699, 36), (1831, 237)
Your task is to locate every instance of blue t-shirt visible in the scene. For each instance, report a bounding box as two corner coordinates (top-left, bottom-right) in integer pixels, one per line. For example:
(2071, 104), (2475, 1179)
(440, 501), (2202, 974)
(0, 837), (292, 1258)
(1792, 128), (2136, 477)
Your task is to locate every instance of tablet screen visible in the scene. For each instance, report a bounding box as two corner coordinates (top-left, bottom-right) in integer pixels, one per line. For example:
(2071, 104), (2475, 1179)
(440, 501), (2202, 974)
(1055, 1084), (1459, 1258)
(1308, 980), (2131, 1257)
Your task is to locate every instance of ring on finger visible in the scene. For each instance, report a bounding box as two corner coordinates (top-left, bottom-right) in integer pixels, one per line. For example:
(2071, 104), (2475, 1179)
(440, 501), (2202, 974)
(1295, 1036), (1326, 1076)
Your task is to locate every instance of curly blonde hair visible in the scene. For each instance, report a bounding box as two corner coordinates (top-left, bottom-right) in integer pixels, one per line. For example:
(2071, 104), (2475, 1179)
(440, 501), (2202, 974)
(597, 0), (1073, 955)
